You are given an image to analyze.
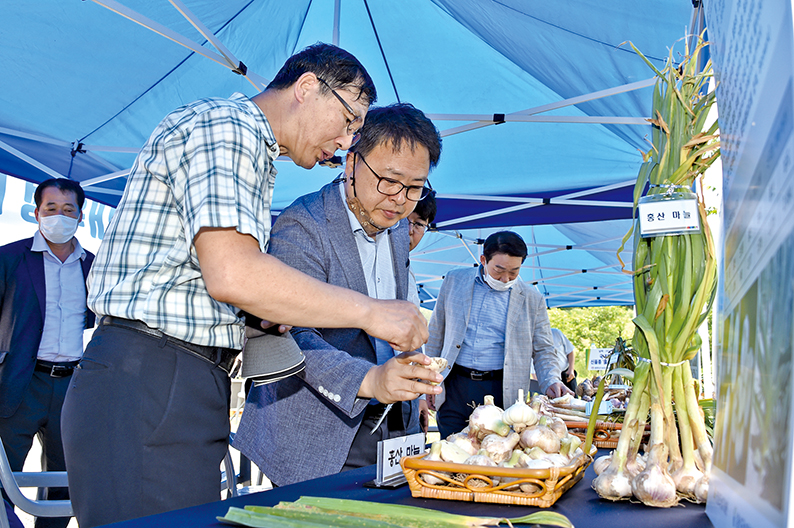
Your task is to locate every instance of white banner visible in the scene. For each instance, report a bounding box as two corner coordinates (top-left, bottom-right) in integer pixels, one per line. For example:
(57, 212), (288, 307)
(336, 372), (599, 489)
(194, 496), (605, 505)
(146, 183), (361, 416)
(0, 173), (113, 253)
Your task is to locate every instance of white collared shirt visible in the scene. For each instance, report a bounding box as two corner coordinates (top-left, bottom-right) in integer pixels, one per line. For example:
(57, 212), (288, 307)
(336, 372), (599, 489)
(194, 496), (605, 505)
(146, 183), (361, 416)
(341, 183), (396, 365)
(32, 231), (88, 362)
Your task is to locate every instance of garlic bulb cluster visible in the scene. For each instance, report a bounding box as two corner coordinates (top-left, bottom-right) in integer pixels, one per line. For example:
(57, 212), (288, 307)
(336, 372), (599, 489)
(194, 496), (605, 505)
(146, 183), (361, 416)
(502, 389), (538, 432)
(419, 393), (590, 494)
(468, 395), (511, 438)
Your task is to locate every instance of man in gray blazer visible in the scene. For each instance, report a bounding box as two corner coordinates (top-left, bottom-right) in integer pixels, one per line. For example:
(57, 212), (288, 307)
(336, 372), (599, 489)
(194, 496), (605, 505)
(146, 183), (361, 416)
(234, 103), (443, 486)
(425, 231), (572, 439)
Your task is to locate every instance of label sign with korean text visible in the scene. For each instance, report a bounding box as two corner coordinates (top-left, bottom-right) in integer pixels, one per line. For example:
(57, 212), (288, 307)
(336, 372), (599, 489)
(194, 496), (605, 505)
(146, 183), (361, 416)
(638, 197), (700, 237)
(588, 347), (614, 371)
(375, 433), (424, 485)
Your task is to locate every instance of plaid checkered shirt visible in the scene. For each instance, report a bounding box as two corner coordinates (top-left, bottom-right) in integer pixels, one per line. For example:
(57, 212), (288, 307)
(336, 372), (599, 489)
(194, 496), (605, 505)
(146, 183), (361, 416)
(87, 93), (280, 349)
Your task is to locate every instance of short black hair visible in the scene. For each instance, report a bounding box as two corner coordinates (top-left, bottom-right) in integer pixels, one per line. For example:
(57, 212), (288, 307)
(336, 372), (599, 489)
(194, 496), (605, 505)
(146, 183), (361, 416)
(267, 43), (377, 107)
(413, 191), (437, 224)
(351, 103), (442, 170)
(34, 178), (85, 209)
(483, 231), (527, 263)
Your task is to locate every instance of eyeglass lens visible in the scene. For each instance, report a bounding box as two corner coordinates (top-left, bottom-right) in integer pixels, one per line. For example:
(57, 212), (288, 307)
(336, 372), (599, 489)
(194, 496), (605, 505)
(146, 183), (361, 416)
(359, 154), (432, 202)
(316, 77), (361, 139)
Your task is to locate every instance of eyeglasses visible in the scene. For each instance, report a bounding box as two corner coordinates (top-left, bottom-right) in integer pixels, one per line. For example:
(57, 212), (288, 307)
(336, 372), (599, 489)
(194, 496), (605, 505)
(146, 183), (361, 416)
(357, 154), (433, 202)
(409, 220), (428, 231)
(316, 77), (362, 147)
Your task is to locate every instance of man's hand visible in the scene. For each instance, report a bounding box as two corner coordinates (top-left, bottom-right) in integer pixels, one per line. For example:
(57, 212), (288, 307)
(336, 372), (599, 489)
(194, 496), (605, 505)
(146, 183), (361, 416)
(565, 367), (575, 383)
(358, 351), (442, 404)
(362, 300), (428, 354)
(419, 399), (430, 434)
(545, 381), (574, 399)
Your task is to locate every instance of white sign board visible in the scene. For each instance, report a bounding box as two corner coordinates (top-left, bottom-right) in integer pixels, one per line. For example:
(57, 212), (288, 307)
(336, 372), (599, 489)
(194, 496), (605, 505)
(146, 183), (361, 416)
(638, 197), (701, 237)
(375, 433), (424, 486)
(587, 346), (613, 371)
(705, 1), (794, 527)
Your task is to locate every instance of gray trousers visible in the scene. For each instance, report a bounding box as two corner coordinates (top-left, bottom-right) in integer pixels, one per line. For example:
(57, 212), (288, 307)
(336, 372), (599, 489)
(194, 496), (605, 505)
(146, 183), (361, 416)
(61, 324), (231, 528)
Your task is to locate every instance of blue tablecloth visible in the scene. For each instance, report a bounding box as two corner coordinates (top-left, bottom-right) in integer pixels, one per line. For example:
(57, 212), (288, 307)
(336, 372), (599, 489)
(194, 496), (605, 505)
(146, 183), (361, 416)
(106, 456), (713, 528)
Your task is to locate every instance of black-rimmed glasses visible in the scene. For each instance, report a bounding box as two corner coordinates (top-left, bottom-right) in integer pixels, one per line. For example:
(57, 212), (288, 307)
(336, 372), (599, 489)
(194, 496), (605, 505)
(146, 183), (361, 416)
(358, 153), (433, 202)
(409, 220), (428, 231)
(316, 77), (362, 147)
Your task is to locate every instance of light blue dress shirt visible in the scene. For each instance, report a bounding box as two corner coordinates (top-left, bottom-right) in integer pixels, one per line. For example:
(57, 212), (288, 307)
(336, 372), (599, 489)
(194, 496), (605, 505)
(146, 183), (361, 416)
(455, 266), (510, 371)
(32, 230), (87, 362)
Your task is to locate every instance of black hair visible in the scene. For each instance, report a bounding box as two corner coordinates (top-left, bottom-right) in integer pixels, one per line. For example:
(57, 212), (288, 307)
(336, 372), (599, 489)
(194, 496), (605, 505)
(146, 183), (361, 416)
(483, 231), (528, 263)
(413, 191), (437, 224)
(350, 103), (442, 169)
(34, 178), (85, 209)
(267, 43), (377, 106)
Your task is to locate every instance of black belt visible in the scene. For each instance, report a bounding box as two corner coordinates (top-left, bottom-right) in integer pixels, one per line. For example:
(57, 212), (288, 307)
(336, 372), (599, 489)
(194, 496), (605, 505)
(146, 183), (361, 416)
(35, 359), (80, 378)
(99, 316), (239, 374)
(452, 364), (503, 381)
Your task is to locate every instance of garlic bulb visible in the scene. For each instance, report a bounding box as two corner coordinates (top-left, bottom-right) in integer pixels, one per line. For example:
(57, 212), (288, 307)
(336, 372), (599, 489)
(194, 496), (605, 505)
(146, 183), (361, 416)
(480, 432), (520, 464)
(693, 473), (709, 503)
(547, 416), (568, 439)
(519, 418), (561, 453)
(502, 389), (538, 432)
(559, 435), (582, 459)
(420, 441), (450, 485)
(625, 452), (646, 478)
(592, 464), (633, 500)
(593, 455), (612, 476)
(437, 440), (472, 464)
(496, 449), (524, 490)
(456, 450), (497, 488)
(468, 395), (510, 439)
(445, 432), (480, 456)
(631, 444), (678, 508)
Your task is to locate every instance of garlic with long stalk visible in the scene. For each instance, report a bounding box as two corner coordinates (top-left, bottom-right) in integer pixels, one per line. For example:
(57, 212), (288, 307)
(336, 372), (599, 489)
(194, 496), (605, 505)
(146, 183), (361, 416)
(670, 364), (704, 496)
(502, 389), (538, 432)
(480, 431), (520, 464)
(631, 381), (678, 508)
(468, 395), (510, 439)
(592, 361), (650, 501)
(519, 417), (560, 453)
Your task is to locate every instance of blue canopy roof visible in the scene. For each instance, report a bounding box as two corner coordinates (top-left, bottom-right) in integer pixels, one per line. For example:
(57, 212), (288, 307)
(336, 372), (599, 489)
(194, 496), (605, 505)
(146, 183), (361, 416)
(0, 0), (704, 307)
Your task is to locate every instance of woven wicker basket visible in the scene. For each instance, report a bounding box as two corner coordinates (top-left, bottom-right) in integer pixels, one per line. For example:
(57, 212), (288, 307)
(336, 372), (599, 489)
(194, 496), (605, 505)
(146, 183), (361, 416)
(565, 420), (649, 449)
(400, 447), (594, 507)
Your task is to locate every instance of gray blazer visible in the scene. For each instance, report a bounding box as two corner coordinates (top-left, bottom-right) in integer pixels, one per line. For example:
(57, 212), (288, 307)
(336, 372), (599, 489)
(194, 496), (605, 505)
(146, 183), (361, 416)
(425, 266), (558, 408)
(233, 181), (416, 486)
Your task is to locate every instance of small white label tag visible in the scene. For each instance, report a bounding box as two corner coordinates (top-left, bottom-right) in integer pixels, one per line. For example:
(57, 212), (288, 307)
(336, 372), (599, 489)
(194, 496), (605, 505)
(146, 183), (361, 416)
(375, 433), (425, 485)
(587, 347), (613, 371)
(585, 400), (614, 416)
(638, 197), (701, 237)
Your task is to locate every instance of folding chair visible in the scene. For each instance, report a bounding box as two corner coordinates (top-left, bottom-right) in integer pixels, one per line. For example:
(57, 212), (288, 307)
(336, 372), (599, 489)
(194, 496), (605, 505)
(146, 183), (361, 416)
(0, 437), (72, 528)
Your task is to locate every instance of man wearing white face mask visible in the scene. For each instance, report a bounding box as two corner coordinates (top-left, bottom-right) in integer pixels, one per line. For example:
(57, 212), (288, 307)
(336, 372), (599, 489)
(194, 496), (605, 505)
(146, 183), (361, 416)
(425, 231), (571, 439)
(0, 178), (94, 528)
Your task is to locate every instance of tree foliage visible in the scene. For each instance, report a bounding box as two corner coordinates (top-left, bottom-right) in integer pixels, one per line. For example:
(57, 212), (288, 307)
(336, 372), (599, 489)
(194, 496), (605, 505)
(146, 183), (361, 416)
(547, 306), (635, 376)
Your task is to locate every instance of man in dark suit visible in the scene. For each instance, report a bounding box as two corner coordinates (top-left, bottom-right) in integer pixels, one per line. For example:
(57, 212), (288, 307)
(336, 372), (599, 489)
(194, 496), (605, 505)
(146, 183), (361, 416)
(234, 103), (443, 486)
(0, 178), (94, 528)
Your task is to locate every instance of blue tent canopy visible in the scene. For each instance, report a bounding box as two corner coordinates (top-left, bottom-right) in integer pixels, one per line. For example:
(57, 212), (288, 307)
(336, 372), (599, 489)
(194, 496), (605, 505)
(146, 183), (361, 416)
(0, 0), (704, 307)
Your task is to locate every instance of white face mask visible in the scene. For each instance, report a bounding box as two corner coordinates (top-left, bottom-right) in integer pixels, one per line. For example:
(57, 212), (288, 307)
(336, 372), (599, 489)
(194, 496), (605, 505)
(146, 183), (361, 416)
(483, 268), (518, 291)
(39, 214), (79, 244)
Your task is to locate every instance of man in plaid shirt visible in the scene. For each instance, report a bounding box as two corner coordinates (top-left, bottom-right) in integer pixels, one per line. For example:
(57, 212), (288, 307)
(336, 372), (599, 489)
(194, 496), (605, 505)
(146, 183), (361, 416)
(61, 44), (434, 528)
